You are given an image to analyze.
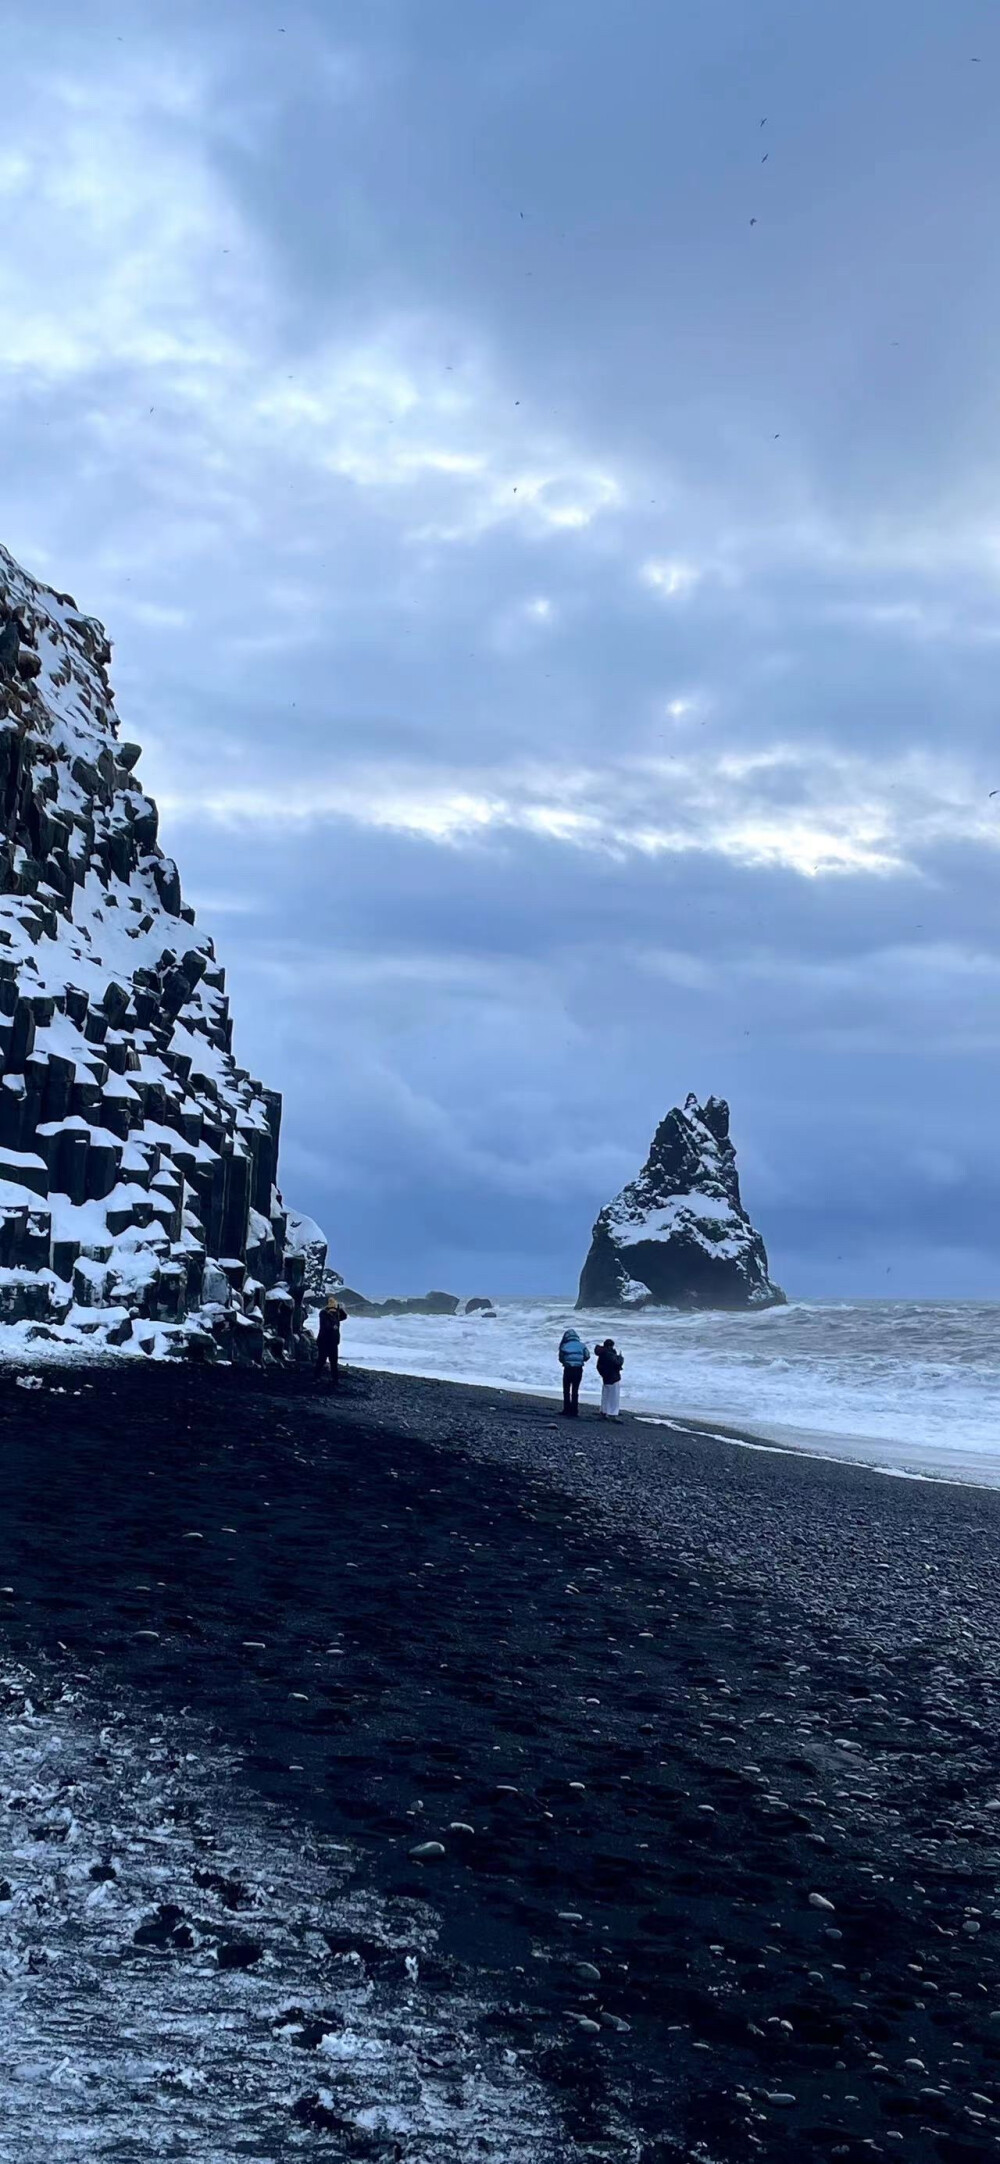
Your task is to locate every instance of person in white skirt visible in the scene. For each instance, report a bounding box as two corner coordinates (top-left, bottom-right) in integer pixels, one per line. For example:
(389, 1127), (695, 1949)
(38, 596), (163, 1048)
(595, 1338), (624, 1419)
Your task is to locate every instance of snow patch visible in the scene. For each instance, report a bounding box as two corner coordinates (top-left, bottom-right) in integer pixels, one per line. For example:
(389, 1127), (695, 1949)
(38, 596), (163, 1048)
(0, 1652), (569, 2160)
(0, 544), (331, 1361)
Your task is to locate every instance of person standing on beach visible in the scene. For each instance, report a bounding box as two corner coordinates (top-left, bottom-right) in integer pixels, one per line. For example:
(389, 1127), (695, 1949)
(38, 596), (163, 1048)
(595, 1338), (624, 1420)
(558, 1327), (589, 1417)
(315, 1297), (348, 1386)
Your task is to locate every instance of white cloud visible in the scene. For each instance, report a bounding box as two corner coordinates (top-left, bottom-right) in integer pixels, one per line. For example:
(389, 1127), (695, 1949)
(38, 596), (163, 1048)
(156, 740), (1000, 880)
(641, 557), (702, 599)
(0, 59), (266, 385)
(0, 53), (628, 576)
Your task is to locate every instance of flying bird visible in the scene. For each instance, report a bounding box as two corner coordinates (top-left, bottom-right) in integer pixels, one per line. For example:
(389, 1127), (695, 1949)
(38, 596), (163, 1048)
(762, 153), (768, 162)
(750, 216), (757, 225)
(989, 789), (998, 797)
(760, 117), (767, 125)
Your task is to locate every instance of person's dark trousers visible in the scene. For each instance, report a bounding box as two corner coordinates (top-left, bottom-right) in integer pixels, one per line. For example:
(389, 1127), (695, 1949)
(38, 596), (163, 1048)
(562, 1366), (582, 1416)
(316, 1342), (340, 1385)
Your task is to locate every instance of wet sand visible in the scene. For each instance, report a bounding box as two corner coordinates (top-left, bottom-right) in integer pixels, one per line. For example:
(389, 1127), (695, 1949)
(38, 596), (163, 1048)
(2, 1359), (1000, 2161)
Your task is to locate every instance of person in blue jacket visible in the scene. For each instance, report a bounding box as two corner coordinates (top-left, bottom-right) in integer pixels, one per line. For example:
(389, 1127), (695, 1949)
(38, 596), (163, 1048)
(558, 1327), (590, 1417)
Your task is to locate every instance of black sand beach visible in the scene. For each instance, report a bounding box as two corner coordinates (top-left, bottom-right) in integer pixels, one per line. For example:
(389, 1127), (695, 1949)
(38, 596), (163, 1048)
(2, 1359), (1000, 2161)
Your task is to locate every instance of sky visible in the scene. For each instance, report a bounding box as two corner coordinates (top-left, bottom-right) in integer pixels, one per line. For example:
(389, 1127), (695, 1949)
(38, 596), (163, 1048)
(3, 0), (1000, 1300)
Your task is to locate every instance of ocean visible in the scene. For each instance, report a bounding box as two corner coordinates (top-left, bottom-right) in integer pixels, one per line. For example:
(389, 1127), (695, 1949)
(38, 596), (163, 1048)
(343, 1298), (1000, 1484)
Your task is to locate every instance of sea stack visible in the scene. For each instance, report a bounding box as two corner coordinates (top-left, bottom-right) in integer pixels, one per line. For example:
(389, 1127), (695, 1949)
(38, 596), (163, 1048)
(0, 542), (326, 1359)
(577, 1093), (784, 1312)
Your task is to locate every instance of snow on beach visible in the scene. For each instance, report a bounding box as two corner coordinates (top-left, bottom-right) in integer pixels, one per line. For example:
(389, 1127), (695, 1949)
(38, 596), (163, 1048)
(341, 1297), (1000, 1482)
(0, 1655), (570, 2163)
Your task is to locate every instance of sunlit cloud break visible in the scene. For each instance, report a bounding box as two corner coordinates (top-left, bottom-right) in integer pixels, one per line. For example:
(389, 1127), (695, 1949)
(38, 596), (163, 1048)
(156, 744), (999, 880)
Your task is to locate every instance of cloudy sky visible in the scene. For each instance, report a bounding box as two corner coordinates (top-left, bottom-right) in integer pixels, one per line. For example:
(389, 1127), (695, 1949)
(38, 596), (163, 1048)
(4, 0), (1000, 1298)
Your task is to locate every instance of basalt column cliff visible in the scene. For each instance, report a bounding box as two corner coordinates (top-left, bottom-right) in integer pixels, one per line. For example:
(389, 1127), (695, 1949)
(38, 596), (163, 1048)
(0, 543), (325, 1359)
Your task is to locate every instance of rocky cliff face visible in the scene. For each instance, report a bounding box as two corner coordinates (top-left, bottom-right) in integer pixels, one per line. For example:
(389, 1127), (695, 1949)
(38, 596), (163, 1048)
(577, 1094), (784, 1312)
(0, 543), (326, 1360)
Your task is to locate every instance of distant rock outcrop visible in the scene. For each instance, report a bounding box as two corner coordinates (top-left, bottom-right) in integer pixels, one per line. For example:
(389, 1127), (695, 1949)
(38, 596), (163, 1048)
(337, 1288), (461, 1319)
(0, 542), (327, 1360)
(577, 1094), (784, 1313)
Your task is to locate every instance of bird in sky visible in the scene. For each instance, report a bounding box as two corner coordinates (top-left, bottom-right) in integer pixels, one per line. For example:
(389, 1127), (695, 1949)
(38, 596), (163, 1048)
(989, 789), (998, 798)
(762, 153), (769, 163)
(750, 217), (757, 226)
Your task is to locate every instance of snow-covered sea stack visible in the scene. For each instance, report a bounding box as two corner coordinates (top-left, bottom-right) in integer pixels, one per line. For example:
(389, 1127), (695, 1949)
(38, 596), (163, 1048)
(0, 543), (326, 1361)
(577, 1093), (784, 1312)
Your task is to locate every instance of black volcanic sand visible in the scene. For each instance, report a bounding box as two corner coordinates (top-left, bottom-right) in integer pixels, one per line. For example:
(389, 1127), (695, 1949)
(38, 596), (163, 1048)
(3, 1360), (1000, 2161)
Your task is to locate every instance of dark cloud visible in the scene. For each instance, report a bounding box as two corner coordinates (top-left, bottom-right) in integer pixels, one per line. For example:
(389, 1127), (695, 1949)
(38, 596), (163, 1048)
(3, 0), (1000, 1296)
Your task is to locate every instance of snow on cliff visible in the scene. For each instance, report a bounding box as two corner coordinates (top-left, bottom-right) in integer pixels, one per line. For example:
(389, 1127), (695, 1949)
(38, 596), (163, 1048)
(577, 1093), (784, 1312)
(0, 543), (327, 1360)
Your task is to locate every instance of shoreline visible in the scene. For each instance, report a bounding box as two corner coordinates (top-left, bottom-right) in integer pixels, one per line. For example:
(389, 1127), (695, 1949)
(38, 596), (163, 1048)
(7, 1327), (1000, 1488)
(329, 1364), (1000, 1651)
(344, 1348), (1000, 1490)
(642, 1412), (1000, 1492)
(2, 1360), (1000, 2159)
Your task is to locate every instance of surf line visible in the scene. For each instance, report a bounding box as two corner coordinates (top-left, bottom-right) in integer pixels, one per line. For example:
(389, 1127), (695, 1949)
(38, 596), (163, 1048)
(637, 1416), (999, 1494)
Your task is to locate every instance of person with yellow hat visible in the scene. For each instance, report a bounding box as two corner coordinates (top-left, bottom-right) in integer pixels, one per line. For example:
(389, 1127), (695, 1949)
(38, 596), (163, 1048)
(316, 1295), (348, 1386)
